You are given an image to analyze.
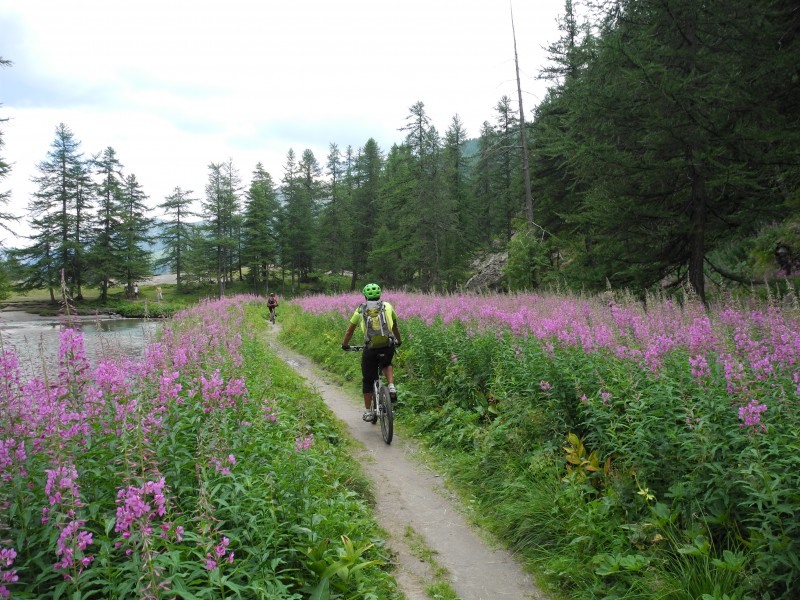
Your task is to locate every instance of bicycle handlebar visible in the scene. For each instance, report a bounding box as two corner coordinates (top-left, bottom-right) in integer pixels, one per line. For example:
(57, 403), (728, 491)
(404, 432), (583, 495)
(342, 342), (400, 351)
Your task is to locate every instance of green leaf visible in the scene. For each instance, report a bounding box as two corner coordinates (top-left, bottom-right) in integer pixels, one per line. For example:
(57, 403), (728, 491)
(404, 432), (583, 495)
(309, 577), (330, 600)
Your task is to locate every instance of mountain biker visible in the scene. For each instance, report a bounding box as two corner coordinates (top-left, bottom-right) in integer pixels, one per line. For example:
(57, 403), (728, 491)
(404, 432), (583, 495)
(267, 293), (278, 320)
(341, 283), (402, 422)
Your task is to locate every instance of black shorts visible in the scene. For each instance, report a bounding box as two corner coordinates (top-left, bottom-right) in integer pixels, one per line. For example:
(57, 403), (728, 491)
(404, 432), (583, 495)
(361, 345), (395, 393)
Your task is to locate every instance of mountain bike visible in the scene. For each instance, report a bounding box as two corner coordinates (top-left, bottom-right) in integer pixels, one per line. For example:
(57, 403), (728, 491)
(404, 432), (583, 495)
(344, 345), (394, 444)
(268, 306), (277, 324)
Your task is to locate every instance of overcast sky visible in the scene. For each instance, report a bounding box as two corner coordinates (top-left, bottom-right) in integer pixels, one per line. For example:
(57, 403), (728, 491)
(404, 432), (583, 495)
(0, 0), (565, 246)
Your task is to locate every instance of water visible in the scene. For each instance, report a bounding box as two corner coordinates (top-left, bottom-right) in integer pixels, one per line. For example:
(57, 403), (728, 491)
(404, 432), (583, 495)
(0, 311), (162, 380)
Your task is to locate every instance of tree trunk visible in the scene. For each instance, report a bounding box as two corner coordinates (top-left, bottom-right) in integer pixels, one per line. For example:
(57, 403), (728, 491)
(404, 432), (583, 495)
(511, 5), (534, 225)
(688, 168), (707, 303)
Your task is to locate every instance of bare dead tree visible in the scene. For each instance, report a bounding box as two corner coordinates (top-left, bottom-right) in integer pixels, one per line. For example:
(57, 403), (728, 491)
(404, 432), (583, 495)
(510, 2), (534, 226)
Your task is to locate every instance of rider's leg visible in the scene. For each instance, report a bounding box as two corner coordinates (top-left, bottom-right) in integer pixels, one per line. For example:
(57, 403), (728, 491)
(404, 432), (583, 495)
(381, 346), (397, 398)
(363, 393), (372, 410)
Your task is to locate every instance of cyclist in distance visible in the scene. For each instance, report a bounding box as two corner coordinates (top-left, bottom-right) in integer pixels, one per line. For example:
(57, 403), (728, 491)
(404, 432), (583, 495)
(341, 283), (402, 422)
(267, 293), (278, 321)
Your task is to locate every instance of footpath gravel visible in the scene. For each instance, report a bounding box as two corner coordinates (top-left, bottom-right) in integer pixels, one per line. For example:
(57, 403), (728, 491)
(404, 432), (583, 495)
(264, 323), (547, 600)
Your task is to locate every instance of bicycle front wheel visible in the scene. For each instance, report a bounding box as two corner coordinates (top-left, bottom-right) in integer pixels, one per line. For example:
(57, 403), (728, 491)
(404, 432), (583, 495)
(378, 386), (393, 444)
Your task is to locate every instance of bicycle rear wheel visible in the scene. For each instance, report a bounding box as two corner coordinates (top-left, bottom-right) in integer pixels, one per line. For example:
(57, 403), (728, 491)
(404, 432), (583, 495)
(378, 386), (393, 444)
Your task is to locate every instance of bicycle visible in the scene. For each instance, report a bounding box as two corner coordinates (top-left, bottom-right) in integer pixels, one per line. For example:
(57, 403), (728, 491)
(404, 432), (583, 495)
(344, 345), (394, 444)
(268, 306), (277, 324)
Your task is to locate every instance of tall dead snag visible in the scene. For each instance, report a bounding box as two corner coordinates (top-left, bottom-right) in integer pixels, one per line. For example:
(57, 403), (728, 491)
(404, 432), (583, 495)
(511, 2), (534, 226)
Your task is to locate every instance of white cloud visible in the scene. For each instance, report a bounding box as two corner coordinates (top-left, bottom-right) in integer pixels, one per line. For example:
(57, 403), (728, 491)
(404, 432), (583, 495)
(1, 0), (564, 246)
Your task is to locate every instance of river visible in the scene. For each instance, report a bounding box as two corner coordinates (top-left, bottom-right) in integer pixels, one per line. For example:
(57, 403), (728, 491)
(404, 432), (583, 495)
(0, 310), (162, 380)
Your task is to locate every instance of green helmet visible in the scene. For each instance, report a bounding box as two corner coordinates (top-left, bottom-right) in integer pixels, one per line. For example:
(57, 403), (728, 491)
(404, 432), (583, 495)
(362, 283), (381, 300)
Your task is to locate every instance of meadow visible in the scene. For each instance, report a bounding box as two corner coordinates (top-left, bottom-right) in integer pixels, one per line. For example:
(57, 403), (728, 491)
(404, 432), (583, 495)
(284, 288), (800, 599)
(0, 296), (400, 599)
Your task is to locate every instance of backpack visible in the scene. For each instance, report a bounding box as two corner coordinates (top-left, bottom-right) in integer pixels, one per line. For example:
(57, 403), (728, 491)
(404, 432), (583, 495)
(360, 300), (393, 349)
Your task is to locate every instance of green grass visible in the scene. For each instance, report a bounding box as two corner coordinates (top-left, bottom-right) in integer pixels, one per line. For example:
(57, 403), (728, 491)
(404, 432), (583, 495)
(403, 526), (462, 600)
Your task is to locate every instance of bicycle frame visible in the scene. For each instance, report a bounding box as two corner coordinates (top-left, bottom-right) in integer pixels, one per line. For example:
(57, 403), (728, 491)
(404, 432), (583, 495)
(345, 345), (394, 444)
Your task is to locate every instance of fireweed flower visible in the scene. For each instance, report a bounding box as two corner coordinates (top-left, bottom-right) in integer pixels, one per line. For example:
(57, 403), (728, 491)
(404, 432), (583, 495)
(57, 330), (92, 405)
(114, 477), (168, 548)
(738, 400), (768, 432)
(0, 438), (26, 482)
(54, 521), (94, 571)
(689, 355), (710, 382)
(263, 397), (279, 423)
(295, 434), (315, 452)
(203, 536), (234, 571)
(210, 454), (235, 476)
(43, 465), (94, 575)
(0, 546), (18, 598)
(158, 370), (182, 404)
(206, 536), (234, 569)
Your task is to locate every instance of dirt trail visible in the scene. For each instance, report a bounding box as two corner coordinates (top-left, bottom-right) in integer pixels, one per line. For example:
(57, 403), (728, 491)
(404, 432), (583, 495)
(264, 323), (547, 600)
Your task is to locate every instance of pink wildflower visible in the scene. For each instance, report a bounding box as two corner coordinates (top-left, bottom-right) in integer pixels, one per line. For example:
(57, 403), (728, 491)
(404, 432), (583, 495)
(295, 434), (315, 452)
(738, 400), (768, 432)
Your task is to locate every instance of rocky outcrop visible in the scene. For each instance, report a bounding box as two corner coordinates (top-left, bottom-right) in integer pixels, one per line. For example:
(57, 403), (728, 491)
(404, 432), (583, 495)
(465, 249), (508, 291)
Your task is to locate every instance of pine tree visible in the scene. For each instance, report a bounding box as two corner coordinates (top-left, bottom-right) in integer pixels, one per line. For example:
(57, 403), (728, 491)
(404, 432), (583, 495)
(471, 121), (499, 248)
(201, 161), (240, 297)
(348, 139), (384, 288)
(318, 143), (349, 274)
(492, 95), (522, 242)
(118, 173), (154, 292)
(441, 115), (473, 285)
(296, 149), (322, 278)
(86, 146), (125, 301)
(155, 186), (197, 289)
(181, 223), (214, 288)
(69, 159), (93, 300)
(526, 0), (596, 287)
(0, 57), (17, 237)
(561, 0), (799, 301)
(13, 124), (86, 302)
(241, 163), (280, 294)
(280, 149), (319, 288)
(0, 57), (17, 300)
(379, 143), (416, 286)
(399, 101), (452, 290)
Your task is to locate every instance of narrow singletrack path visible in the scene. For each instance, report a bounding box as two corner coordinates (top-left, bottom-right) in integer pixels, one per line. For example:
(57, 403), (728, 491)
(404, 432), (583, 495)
(264, 324), (547, 600)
